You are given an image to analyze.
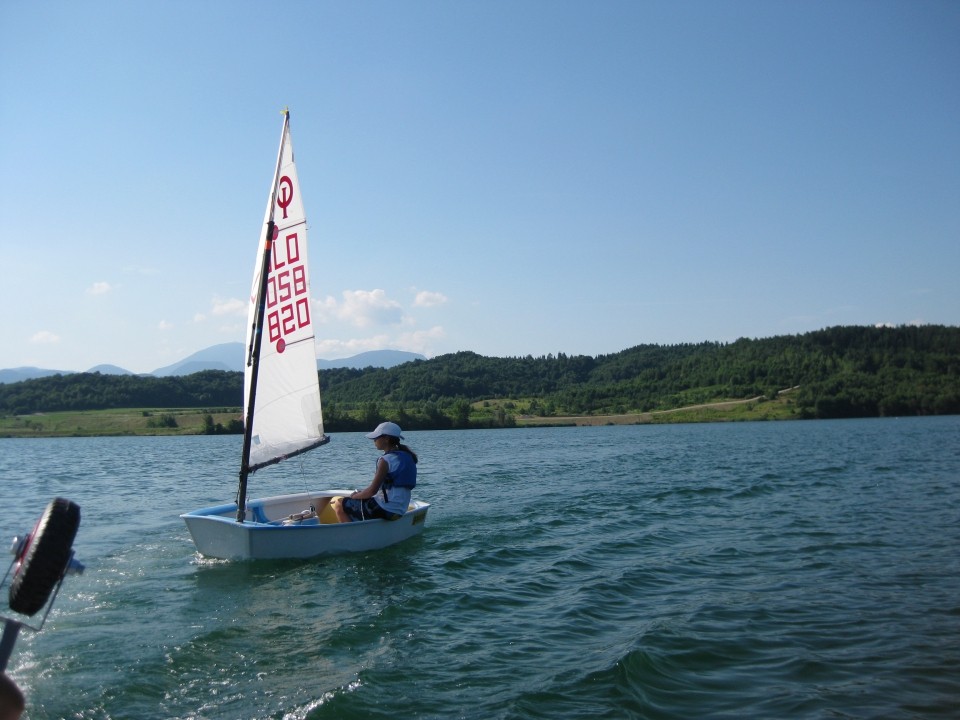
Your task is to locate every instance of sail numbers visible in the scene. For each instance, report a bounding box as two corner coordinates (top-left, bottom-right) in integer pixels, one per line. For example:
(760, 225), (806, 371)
(266, 230), (310, 352)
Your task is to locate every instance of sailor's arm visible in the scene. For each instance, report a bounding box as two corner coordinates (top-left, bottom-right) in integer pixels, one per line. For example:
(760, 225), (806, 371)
(350, 458), (389, 500)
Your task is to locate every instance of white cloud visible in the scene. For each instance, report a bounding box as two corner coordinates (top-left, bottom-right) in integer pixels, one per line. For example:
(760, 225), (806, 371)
(158, 320), (174, 331)
(315, 334), (391, 358)
(314, 326), (445, 360)
(212, 297), (246, 317)
(29, 330), (60, 345)
(87, 281), (111, 296)
(217, 323), (244, 337)
(396, 326), (445, 355)
(311, 295), (340, 324)
(338, 289), (403, 327)
(304, 291), (447, 359)
(413, 290), (448, 308)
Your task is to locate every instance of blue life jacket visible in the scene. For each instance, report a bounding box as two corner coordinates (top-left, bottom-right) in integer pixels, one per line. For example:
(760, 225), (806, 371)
(382, 449), (417, 490)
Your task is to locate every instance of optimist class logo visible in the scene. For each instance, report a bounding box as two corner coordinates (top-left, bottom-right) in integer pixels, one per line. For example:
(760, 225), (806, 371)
(277, 176), (293, 219)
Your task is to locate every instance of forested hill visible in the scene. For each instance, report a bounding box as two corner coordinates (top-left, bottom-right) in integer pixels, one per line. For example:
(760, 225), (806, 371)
(1, 325), (958, 426)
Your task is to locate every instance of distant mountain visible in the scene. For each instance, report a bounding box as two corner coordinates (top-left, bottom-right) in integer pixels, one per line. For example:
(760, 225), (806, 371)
(87, 364), (135, 376)
(153, 343), (424, 375)
(0, 364), (135, 383)
(318, 349), (425, 370)
(0, 346), (426, 383)
(0, 367), (74, 384)
(151, 343), (243, 376)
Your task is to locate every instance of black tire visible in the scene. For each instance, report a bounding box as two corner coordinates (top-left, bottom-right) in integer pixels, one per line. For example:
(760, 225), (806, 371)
(9, 498), (81, 616)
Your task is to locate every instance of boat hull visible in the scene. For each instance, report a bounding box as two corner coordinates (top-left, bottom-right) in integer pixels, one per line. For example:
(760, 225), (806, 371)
(180, 491), (429, 560)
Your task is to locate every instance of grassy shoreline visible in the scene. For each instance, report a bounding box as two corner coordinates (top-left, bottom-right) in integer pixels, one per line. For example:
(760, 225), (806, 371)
(0, 408), (242, 438)
(514, 394), (798, 426)
(0, 396), (802, 438)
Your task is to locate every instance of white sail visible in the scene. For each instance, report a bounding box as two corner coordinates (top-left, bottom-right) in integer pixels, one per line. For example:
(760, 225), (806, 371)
(244, 116), (325, 469)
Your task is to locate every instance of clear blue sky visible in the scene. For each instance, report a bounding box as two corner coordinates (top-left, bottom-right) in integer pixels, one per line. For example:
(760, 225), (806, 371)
(2, 0), (958, 374)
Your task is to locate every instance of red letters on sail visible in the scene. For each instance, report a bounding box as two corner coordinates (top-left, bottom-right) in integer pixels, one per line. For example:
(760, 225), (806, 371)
(266, 230), (311, 352)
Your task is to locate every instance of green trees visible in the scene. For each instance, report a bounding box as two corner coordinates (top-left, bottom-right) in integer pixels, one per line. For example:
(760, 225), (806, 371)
(1, 325), (958, 427)
(0, 370), (241, 415)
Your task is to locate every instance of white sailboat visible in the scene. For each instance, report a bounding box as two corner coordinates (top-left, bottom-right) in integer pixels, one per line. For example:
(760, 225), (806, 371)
(181, 111), (429, 560)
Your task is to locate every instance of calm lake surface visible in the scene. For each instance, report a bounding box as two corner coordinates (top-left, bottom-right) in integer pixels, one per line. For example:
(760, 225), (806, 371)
(1, 417), (958, 719)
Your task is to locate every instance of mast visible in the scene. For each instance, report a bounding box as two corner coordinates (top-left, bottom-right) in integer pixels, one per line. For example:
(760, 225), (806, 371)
(237, 110), (290, 523)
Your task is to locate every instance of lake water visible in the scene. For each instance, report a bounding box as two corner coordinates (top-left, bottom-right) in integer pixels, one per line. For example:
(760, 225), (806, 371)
(1, 417), (958, 719)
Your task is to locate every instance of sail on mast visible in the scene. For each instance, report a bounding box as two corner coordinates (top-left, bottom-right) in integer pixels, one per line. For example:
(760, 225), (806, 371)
(237, 111), (327, 521)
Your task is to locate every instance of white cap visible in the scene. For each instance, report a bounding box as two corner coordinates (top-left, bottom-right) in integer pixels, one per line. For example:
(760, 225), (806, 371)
(365, 421), (404, 439)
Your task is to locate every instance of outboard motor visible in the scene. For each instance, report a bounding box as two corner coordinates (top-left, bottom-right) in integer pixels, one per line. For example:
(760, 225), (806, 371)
(1, 498), (83, 678)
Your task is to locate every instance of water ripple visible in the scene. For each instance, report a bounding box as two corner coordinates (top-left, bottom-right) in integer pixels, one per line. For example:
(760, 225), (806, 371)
(2, 419), (959, 718)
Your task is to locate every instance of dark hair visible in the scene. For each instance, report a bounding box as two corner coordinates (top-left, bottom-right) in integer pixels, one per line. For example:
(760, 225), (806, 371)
(385, 436), (418, 464)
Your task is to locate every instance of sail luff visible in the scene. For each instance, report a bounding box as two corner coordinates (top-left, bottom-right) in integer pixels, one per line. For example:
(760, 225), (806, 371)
(236, 220), (275, 522)
(236, 111), (292, 523)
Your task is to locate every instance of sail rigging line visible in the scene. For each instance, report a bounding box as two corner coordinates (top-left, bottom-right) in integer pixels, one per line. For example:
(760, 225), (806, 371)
(277, 218), (307, 231)
(269, 334), (315, 352)
(296, 453), (309, 494)
(236, 110), (292, 523)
